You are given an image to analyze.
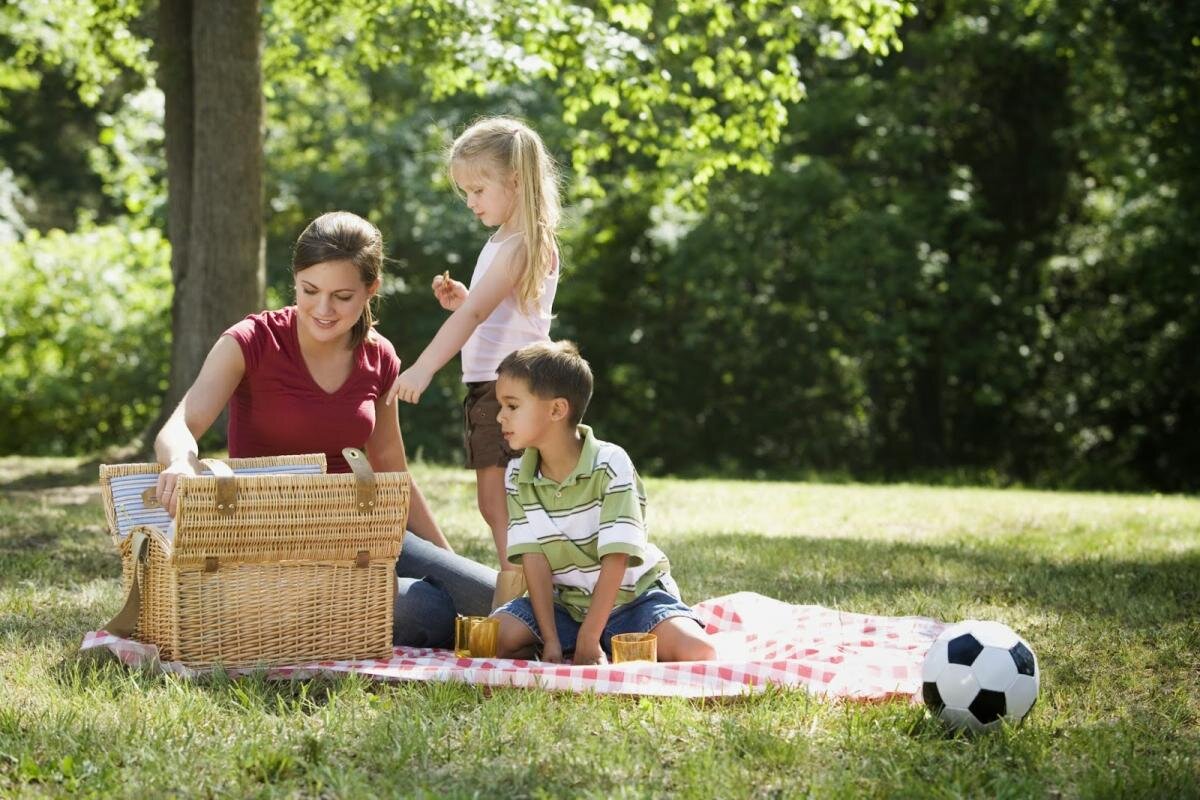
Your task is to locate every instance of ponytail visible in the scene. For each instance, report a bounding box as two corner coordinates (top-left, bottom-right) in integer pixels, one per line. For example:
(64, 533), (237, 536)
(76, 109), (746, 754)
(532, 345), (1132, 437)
(449, 116), (561, 315)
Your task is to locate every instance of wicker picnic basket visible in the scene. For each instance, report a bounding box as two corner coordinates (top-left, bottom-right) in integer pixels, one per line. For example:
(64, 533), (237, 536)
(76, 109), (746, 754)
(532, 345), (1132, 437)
(98, 449), (409, 668)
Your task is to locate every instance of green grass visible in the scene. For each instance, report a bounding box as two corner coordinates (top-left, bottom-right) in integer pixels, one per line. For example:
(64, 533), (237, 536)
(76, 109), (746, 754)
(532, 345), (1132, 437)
(1, 455), (1198, 798)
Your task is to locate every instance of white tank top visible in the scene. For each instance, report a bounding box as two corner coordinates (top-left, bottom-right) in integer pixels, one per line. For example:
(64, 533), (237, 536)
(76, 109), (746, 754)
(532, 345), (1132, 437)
(461, 231), (558, 383)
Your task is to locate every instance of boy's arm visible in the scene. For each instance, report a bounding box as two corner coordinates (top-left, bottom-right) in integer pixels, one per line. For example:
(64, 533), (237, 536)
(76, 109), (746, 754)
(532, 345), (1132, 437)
(574, 552), (629, 665)
(521, 552), (562, 663)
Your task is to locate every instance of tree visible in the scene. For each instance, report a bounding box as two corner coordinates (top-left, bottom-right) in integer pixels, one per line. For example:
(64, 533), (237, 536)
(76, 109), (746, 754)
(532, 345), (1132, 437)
(151, 0), (264, 436)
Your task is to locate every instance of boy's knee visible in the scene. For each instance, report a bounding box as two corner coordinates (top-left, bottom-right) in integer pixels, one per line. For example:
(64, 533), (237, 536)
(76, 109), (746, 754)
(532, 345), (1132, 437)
(687, 639), (717, 662)
(495, 614), (535, 658)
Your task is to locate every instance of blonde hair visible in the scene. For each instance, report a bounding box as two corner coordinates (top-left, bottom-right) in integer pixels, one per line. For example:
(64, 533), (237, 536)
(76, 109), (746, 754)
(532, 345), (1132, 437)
(449, 116), (560, 314)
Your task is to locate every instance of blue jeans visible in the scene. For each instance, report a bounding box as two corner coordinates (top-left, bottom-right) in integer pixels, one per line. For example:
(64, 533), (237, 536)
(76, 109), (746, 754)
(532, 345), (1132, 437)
(393, 532), (496, 648)
(494, 578), (704, 657)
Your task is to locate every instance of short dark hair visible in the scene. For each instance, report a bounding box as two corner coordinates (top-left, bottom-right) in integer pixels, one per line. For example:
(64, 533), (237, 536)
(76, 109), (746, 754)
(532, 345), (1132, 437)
(497, 341), (593, 425)
(292, 211), (383, 349)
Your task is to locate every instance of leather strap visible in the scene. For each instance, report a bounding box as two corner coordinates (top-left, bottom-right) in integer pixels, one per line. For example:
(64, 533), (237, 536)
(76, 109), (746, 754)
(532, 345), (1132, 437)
(102, 530), (149, 638)
(342, 447), (377, 514)
(199, 458), (237, 515)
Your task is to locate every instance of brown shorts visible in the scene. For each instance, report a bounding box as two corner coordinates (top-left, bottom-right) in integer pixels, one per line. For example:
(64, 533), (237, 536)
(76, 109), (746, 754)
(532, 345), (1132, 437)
(464, 381), (522, 469)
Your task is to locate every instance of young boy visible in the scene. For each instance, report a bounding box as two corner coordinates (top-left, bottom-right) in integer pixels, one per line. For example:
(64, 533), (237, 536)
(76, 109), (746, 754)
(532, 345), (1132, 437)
(491, 341), (715, 665)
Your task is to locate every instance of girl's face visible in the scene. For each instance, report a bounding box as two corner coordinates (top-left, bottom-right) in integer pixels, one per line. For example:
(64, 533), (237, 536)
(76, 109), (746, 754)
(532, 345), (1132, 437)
(452, 162), (518, 228)
(294, 259), (378, 347)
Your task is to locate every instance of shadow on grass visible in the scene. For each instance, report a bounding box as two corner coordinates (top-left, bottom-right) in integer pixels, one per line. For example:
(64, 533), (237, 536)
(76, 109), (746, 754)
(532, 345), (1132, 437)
(0, 460), (101, 491)
(7, 486), (1197, 656)
(665, 531), (1200, 629)
(50, 643), (377, 712)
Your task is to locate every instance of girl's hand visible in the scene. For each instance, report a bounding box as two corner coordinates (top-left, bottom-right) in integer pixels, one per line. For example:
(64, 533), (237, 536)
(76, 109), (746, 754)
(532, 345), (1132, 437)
(432, 271), (468, 311)
(386, 365), (433, 405)
(156, 457), (198, 518)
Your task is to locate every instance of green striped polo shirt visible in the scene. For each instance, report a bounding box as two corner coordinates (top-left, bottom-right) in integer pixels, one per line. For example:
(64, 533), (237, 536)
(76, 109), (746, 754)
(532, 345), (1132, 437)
(505, 425), (670, 622)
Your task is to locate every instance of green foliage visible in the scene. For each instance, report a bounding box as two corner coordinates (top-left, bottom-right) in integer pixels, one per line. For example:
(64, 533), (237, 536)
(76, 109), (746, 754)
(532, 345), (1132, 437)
(0, 0), (156, 231)
(0, 223), (171, 454)
(0, 0), (1194, 490)
(266, 0), (912, 205)
(0, 0), (151, 107)
(556, 0), (1200, 490)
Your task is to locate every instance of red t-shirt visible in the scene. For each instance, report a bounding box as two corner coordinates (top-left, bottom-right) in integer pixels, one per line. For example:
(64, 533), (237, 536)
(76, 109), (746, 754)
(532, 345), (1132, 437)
(223, 307), (401, 473)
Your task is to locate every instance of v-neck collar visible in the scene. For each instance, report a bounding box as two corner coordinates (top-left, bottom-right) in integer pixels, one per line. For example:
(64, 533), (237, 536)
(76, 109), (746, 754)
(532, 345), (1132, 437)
(290, 306), (363, 397)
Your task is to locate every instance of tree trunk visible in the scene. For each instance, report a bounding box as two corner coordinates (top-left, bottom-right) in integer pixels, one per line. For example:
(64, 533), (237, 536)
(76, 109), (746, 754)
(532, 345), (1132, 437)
(145, 0), (264, 452)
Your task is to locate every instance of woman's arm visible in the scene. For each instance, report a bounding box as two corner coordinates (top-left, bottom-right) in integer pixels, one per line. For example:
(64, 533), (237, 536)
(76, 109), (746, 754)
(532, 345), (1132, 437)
(154, 335), (246, 515)
(366, 396), (453, 551)
(387, 241), (526, 405)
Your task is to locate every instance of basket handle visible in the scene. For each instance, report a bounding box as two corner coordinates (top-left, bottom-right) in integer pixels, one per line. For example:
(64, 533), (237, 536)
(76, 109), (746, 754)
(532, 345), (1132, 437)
(199, 458), (238, 515)
(102, 529), (150, 638)
(342, 447), (377, 514)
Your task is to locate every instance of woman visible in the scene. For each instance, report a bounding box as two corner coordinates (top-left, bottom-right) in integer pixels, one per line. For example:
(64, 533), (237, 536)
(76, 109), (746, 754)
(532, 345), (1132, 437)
(153, 211), (495, 647)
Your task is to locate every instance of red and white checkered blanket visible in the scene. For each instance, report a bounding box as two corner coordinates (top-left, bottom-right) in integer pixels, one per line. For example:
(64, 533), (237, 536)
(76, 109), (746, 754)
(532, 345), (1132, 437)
(80, 592), (945, 699)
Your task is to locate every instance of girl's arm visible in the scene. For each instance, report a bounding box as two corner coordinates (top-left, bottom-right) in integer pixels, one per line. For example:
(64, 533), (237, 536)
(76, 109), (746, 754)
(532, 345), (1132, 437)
(366, 394), (453, 550)
(387, 241), (526, 405)
(154, 335), (246, 516)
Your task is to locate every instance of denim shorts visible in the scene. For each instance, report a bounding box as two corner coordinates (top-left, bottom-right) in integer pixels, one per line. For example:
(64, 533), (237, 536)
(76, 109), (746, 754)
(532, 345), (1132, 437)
(493, 578), (704, 657)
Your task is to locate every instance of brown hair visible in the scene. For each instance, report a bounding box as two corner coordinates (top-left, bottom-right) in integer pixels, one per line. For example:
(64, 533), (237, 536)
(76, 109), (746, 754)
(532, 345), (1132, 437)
(449, 116), (561, 314)
(497, 340), (593, 426)
(292, 211), (383, 349)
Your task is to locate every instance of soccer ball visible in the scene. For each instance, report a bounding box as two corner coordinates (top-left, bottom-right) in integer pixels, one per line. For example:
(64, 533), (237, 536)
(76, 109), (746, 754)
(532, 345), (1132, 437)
(921, 620), (1039, 733)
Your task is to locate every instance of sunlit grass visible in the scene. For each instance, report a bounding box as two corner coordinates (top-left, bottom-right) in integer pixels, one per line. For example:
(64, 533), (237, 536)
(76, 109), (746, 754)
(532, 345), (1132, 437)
(1, 456), (1197, 797)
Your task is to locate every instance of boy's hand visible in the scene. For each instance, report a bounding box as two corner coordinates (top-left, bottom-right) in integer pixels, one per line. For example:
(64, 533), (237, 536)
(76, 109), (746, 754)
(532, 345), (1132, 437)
(540, 638), (563, 664)
(432, 271), (468, 311)
(572, 635), (607, 666)
(386, 365), (431, 405)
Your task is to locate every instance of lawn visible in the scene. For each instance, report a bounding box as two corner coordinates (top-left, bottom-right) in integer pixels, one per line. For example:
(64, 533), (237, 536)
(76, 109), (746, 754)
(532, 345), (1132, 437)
(1, 455), (1197, 798)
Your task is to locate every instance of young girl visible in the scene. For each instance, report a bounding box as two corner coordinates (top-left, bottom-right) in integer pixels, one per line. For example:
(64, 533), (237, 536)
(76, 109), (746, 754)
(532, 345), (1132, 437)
(386, 116), (560, 599)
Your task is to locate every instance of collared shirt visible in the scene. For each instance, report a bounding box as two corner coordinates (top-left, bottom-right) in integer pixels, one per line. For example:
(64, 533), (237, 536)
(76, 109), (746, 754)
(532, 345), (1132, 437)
(505, 425), (670, 621)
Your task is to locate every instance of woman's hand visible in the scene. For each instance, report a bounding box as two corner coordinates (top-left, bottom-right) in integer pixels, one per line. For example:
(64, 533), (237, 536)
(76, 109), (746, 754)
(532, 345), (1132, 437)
(156, 457), (198, 518)
(432, 271), (468, 311)
(386, 365), (433, 405)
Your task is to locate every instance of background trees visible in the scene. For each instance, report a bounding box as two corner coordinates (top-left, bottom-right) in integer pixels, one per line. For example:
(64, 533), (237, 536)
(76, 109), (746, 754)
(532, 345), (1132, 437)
(0, 0), (1195, 491)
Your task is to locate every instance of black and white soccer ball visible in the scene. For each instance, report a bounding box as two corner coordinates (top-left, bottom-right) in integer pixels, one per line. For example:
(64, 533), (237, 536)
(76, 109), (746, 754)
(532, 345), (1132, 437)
(921, 620), (1039, 733)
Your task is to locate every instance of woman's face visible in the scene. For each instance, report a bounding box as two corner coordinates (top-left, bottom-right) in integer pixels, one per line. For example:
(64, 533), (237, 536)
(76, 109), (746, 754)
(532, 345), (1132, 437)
(294, 259), (377, 346)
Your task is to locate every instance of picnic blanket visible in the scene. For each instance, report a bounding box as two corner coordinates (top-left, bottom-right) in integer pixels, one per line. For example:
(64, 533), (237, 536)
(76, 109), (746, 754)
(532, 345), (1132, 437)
(80, 592), (946, 700)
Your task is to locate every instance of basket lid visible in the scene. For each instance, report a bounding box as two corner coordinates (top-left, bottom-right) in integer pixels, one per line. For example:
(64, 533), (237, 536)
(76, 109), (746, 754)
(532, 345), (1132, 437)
(98, 454), (328, 541)
(171, 449), (408, 566)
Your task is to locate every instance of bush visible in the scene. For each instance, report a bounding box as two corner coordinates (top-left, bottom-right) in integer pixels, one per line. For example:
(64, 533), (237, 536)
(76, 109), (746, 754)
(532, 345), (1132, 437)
(0, 222), (170, 454)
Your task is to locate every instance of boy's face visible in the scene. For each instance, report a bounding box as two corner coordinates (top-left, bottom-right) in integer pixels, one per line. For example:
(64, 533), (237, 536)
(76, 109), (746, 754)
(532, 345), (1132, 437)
(495, 375), (566, 451)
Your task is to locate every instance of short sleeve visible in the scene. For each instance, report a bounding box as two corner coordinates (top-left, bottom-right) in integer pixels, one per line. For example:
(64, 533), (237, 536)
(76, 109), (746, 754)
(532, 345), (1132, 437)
(370, 331), (402, 394)
(222, 314), (270, 373)
(596, 446), (647, 567)
(503, 458), (541, 565)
